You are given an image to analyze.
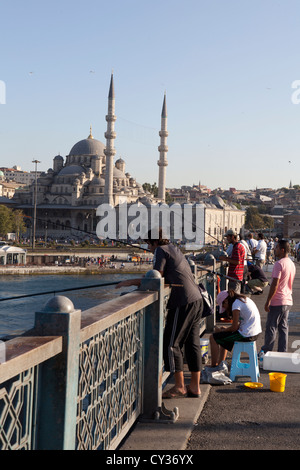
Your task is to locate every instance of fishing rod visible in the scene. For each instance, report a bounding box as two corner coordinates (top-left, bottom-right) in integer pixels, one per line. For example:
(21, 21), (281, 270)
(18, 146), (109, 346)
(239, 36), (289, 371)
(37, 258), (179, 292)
(196, 264), (271, 286)
(196, 265), (242, 283)
(0, 280), (123, 302)
(25, 215), (152, 252)
(0, 279), (187, 303)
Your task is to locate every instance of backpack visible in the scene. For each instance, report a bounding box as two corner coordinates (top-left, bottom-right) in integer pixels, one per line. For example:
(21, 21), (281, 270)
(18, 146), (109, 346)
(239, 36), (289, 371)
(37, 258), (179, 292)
(198, 282), (214, 318)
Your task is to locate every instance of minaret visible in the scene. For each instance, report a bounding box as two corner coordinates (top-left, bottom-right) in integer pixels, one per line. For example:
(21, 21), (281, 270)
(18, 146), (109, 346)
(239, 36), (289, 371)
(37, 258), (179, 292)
(157, 93), (168, 202)
(104, 73), (117, 205)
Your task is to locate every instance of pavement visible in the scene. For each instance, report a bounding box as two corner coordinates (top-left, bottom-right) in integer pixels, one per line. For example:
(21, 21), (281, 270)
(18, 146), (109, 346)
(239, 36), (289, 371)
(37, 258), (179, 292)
(120, 262), (300, 451)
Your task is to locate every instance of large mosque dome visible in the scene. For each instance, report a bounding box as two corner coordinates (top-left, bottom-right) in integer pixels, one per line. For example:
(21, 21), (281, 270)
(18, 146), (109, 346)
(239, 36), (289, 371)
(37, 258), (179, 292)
(69, 129), (105, 157)
(69, 138), (105, 157)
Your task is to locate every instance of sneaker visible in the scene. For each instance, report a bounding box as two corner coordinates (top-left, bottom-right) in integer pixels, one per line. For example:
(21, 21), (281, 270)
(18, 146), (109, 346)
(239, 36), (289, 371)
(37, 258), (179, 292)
(258, 350), (265, 368)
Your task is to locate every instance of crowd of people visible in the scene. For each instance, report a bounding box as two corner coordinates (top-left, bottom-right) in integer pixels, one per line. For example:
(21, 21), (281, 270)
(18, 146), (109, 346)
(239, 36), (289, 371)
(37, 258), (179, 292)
(116, 227), (296, 398)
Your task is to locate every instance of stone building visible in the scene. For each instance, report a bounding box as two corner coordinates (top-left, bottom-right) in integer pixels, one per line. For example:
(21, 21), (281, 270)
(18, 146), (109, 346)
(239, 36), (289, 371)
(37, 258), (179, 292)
(283, 210), (300, 240)
(202, 195), (245, 245)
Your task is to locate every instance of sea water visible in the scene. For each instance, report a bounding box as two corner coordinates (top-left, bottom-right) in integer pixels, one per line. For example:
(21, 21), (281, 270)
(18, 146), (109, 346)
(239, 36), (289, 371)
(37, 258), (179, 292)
(0, 273), (138, 338)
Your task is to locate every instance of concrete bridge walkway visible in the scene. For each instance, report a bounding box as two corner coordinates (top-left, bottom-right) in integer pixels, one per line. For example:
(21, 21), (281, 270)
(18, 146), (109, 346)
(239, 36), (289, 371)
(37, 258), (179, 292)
(121, 262), (300, 451)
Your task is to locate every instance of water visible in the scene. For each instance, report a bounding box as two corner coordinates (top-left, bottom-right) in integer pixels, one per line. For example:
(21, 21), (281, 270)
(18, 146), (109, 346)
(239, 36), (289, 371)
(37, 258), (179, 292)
(0, 273), (139, 338)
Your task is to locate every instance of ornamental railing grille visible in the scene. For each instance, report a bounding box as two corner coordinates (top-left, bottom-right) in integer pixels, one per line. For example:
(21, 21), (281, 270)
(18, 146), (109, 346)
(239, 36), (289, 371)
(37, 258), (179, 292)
(0, 264), (219, 450)
(76, 311), (144, 450)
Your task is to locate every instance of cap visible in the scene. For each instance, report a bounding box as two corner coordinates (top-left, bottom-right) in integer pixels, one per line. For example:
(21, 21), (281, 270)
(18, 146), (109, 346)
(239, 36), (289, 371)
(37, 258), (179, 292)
(216, 290), (229, 313)
(225, 229), (237, 237)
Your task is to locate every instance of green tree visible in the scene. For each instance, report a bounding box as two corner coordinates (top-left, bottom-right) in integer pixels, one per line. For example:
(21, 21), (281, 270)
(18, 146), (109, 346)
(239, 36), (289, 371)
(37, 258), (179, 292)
(0, 206), (13, 238)
(245, 206), (265, 229)
(245, 206), (275, 230)
(142, 182), (158, 197)
(11, 209), (26, 242)
(263, 215), (274, 229)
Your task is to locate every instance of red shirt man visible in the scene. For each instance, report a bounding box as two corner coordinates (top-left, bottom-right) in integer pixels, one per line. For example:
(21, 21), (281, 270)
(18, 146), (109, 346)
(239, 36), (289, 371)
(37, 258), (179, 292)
(220, 230), (245, 293)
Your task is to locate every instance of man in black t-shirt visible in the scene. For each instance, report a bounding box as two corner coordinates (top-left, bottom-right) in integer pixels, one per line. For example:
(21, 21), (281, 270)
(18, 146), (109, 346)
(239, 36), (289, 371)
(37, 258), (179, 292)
(116, 229), (203, 399)
(246, 263), (269, 294)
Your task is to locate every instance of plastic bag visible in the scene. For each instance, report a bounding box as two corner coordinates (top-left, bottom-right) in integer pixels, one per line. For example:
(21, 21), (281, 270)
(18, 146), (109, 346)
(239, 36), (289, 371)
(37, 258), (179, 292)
(201, 369), (232, 385)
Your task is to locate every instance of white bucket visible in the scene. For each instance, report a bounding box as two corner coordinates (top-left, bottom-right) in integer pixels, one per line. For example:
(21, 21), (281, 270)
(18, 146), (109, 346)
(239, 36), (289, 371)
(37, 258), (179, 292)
(200, 338), (209, 364)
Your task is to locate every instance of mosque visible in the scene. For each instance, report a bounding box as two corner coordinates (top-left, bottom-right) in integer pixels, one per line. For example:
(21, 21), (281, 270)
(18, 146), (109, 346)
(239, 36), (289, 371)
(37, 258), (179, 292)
(13, 74), (244, 245)
(13, 74), (169, 239)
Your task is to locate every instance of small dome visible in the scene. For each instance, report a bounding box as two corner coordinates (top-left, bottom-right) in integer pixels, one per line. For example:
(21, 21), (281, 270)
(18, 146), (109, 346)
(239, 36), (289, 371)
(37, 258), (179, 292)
(113, 167), (126, 178)
(209, 195), (225, 209)
(58, 165), (85, 176)
(91, 176), (105, 186)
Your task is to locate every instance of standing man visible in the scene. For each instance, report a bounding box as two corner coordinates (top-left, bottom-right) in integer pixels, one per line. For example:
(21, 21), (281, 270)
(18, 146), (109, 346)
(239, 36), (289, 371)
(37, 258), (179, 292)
(116, 228), (203, 398)
(261, 239), (296, 353)
(253, 233), (267, 268)
(219, 230), (245, 293)
(266, 238), (274, 264)
(247, 232), (258, 255)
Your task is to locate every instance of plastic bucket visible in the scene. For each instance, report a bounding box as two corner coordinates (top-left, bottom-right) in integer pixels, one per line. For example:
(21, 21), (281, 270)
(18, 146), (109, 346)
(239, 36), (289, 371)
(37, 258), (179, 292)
(269, 372), (287, 392)
(200, 338), (209, 364)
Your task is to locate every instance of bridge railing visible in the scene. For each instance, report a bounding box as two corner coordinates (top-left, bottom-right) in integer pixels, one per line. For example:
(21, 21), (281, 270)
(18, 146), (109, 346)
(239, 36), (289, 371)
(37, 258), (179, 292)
(0, 263), (223, 450)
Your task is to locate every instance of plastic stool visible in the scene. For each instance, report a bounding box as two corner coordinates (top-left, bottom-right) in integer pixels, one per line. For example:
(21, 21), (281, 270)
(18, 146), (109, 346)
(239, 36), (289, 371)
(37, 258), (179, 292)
(229, 341), (260, 382)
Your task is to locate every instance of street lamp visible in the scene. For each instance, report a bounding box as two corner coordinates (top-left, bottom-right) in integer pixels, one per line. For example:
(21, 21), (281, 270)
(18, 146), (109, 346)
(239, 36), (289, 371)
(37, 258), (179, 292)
(32, 159), (41, 250)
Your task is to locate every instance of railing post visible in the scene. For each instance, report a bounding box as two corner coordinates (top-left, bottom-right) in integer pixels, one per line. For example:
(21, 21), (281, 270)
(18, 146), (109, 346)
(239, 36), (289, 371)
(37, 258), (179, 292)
(138, 270), (179, 423)
(33, 295), (81, 450)
(205, 257), (217, 332)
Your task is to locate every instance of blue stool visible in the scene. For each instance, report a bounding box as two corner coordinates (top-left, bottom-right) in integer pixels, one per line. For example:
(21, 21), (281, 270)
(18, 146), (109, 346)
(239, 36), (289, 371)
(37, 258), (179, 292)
(229, 341), (260, 382)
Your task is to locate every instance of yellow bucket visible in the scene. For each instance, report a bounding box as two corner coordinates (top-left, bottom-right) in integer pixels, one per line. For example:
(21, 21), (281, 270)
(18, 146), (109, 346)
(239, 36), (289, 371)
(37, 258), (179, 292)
(269, 372), (287, 392)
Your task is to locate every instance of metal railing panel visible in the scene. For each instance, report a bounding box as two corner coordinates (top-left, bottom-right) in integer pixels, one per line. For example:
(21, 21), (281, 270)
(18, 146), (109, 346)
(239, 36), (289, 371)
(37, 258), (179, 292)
(76, 309), (144, 450)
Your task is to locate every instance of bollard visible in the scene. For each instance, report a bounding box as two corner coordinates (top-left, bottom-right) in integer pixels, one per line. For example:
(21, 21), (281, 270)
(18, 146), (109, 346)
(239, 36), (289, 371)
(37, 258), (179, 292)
(138, 270), (179, 423)
(33, 295), (81, 450)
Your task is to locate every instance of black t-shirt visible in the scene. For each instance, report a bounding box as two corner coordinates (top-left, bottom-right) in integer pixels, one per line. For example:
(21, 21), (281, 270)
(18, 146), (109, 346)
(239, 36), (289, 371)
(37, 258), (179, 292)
(153, 244), (201, 309)
(248, 264), (268, 283)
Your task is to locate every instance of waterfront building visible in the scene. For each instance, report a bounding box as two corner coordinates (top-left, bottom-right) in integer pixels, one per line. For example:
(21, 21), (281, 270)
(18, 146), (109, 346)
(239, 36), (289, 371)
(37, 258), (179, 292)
(0, 167), (43, 185)
(283, 210), (300, 240)
(203, 195), (245, 245)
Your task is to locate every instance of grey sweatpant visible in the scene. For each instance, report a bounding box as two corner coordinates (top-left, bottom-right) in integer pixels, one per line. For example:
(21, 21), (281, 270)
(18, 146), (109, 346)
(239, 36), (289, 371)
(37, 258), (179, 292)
(262, 305), (291, 352)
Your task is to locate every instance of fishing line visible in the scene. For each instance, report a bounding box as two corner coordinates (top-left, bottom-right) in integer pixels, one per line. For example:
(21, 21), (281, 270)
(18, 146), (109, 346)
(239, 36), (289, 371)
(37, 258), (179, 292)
(0, 281), (122, 302)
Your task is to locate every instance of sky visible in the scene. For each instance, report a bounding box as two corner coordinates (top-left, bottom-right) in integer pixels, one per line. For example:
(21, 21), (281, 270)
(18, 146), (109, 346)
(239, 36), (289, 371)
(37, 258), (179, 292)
(1, 0), (300, 191)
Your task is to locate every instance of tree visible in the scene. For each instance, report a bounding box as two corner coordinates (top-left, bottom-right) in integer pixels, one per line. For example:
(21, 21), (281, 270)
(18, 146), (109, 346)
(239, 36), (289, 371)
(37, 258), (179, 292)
(142, 182), (158, 197)
(11, 210), (26, 242)
(0, 206), (13, 238)
(245, 206), (265, 229)
(245, 206), (275, 230)
(263, 215), (274, 229)
(0, 206), (27, 240)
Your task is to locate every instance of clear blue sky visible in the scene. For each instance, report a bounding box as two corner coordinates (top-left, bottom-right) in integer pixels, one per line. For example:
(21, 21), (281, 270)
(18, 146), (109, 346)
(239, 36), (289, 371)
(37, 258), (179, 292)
(1, 0), (300, 191)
